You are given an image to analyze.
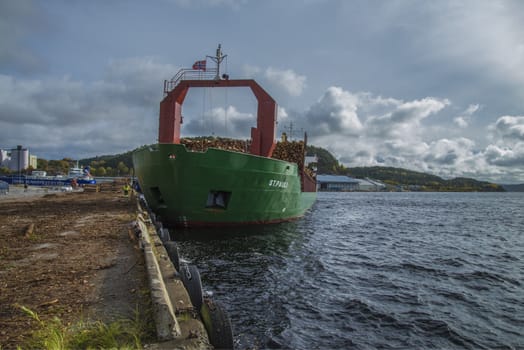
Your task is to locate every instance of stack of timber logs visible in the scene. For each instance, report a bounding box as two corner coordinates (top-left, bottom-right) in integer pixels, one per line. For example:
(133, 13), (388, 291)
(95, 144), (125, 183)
(272, 140), (305, 168)
(180, 137), (250, 153)
(82, 184), (99, 193)
(179, 137), (315, 178)
(82, 179), (131, 194)
(272, 140), (316, 179)
(100, 178), (130, 193)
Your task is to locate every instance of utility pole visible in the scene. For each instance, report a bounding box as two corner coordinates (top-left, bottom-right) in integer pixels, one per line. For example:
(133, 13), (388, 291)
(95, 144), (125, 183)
(17, 145), (22, 182)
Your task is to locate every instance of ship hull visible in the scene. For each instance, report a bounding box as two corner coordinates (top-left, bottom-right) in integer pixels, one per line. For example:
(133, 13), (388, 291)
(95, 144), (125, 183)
(133, 144), (316, 227)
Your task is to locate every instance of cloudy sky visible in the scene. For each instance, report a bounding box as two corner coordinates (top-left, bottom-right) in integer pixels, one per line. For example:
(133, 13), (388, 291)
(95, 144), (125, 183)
(1, 0), (524, 183)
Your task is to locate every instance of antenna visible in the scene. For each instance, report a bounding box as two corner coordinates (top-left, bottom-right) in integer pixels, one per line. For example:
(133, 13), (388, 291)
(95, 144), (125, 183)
(283, 122), (304, 140)
(207, 44), (228, 80)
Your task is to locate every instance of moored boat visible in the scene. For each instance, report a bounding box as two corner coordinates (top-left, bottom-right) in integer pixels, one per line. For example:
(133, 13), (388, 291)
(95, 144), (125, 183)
(133, 45), (316, 227)
(67, 164), (96, 185)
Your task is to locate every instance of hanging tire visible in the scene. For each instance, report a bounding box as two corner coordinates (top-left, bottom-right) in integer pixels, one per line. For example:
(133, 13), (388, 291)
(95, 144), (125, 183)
(160, 227), (171, 242)
(200, 298), (234, 349)
(180, 264), (203, 311)
(164, 241), (180, 272)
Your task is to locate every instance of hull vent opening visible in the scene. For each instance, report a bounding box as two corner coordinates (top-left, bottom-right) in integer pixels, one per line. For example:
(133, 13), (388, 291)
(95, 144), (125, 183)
(150, 187), (165, 204)
(206, 191), (231, 209)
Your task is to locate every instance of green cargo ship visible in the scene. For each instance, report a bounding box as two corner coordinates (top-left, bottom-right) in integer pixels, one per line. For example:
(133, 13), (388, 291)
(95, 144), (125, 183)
(133, 46), (316, 227)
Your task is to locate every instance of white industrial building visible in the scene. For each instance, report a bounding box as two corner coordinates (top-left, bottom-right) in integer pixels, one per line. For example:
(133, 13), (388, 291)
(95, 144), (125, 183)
(355, 178), (387, 191)
(0, 146), (37, 172)
(317, 175), (359, 191)
(317, 175), (387, 192)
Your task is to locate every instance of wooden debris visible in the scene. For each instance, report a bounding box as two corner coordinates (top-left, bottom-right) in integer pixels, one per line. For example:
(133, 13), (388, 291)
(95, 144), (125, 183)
(181, 137), (250, 153)
(24, 223), (35, 238)
(272, 140), (306, 168)
(179, 136), (316, 182)
(82, 184), (99, 193)
(37, 299), (59, 308)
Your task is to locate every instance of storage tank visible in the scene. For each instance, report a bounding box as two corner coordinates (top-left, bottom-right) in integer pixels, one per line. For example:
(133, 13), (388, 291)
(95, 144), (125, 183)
(9, 146), (29, 171)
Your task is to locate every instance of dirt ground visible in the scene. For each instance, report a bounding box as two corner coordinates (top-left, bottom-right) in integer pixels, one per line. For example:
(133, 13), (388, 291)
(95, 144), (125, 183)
(0, 187), (152, 348)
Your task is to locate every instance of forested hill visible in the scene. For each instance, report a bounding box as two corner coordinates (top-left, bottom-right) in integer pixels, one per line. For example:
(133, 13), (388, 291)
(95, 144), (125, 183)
(305, 145), (505, 192)
(344, 166), (504, 192)
(502, 184), (524, 192)
(67, 144), (508, 191)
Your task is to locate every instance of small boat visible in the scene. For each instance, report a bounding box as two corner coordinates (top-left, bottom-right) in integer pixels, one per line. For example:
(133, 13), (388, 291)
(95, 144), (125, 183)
(68, 164), (96, 185)
(133, 45), (316, 227)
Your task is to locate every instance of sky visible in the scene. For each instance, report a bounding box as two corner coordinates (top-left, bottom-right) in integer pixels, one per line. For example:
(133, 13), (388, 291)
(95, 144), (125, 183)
(1, 0), (524, 183)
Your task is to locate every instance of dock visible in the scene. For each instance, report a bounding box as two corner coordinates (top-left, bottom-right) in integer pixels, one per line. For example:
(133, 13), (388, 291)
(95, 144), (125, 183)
(0, 186), (219, 349)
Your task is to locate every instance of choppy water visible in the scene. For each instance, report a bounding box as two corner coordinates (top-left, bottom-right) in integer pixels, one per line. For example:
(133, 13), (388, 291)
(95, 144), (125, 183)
(173, 192), (524, 349)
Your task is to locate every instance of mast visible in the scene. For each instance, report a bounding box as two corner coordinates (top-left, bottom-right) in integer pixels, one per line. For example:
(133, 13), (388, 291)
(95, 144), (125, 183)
(207, 44), (227, 80)
(159, 45), (277, 157)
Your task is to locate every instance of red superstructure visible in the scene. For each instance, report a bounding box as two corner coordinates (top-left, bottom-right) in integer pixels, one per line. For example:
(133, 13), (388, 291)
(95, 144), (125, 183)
(159, 79), (277, 157)
(157, 45), (315, 193)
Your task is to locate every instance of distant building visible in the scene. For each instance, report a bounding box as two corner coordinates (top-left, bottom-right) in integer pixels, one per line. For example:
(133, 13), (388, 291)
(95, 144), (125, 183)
(305, 155), (318, 175)
(29, 154), (38, 169)
(305, 155), (318, 167)
(356, 178), (387, 191)
(0, 145), (38, 172)
(317, 174), (359, 191)
(0, 150), (8, 168)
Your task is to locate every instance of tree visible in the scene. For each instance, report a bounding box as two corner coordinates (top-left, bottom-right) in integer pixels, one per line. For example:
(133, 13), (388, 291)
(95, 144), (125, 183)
(37, 159), (48, 171)
(306, 145), (341, 174)
(117, 161), (129, 176)
(0, 167), (11, 175)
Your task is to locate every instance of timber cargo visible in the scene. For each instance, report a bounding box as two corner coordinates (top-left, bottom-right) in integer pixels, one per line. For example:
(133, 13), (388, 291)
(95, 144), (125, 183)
(133, 45), (316, 227)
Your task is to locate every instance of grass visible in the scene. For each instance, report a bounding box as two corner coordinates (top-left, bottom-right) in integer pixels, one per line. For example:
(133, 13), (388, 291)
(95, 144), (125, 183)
(15, 304), (154, 350)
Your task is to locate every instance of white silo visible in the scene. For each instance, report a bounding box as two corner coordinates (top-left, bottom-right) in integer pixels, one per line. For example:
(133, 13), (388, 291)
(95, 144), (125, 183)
(9, 145), (29, 172)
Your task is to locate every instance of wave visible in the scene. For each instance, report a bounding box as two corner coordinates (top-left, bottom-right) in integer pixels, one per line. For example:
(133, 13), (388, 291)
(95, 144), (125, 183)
(453, 270), (521, 287)
(412, 317), (485, 349)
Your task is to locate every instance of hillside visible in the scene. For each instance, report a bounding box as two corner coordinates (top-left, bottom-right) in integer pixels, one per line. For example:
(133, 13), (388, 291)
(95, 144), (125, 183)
(49, 143), (507, 192)
(305, 147), (505, 192)
(80, 150), (135, 176)
(502, 184), (524, 192)
(344, 166), (504, 192)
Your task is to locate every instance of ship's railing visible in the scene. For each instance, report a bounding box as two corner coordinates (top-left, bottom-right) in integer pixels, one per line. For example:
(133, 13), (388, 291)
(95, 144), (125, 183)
(163, 68), (219, 95)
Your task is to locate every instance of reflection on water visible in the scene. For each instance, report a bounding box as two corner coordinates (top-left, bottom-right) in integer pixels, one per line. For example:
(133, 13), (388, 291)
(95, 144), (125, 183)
(170, 192), (524, 349)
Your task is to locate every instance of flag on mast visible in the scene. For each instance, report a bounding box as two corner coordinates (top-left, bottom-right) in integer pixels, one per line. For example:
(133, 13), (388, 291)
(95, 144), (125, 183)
(192, 60), (206, 71)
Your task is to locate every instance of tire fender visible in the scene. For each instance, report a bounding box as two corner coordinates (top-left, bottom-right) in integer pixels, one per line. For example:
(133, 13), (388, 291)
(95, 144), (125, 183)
(200, 297), (234, 349)
(164, 241), (180, 272)
(179, 264), (203, 311)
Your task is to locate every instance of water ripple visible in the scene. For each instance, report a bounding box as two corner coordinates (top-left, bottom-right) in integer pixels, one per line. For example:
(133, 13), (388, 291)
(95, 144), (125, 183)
(174, 192), (524, 349)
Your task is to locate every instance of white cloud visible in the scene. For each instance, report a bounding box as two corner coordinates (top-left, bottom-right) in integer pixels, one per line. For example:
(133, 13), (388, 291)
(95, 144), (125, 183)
(484, 143), (524, 167)
(241, 64), (261, 77)
(304, 87), (363, 136)
(481, 115), (524, 176)
(366, 97), (450, 139)
(377, 1), (524, 86)
(296, 86), (524, 182)
(492, 115), (524, 141)
(264, 67), (306, 97)
(453, 104), (480, 128)
(171, 0), (247, 10)
(2, 0), (524, 183)
(0, 1), (46, 74)
(241, 65), (307, 97)
(0, 58), (177, 159)
(184, 105), (255, 138)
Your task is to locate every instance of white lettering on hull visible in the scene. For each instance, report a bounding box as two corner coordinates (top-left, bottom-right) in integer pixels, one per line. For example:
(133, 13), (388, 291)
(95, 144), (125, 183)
(268, 179), (288, 188)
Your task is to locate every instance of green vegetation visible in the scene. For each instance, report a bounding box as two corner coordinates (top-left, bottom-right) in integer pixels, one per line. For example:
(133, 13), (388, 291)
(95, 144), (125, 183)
(15, 304), (152, 350)
(2, 143), (507, 192)
(80, 150), (134, 177)
(0, 153), (135, 177)
(306, 147), (505, 192)
(306, 145), (344, 174)
(501, 183), (524, 192)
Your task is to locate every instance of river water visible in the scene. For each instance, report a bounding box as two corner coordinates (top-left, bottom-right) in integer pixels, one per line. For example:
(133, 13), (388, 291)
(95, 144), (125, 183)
(173, 192), (524, 349)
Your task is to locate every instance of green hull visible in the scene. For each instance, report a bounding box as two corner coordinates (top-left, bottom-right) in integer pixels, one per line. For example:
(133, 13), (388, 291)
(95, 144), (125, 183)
(133, 144), (316, 227)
